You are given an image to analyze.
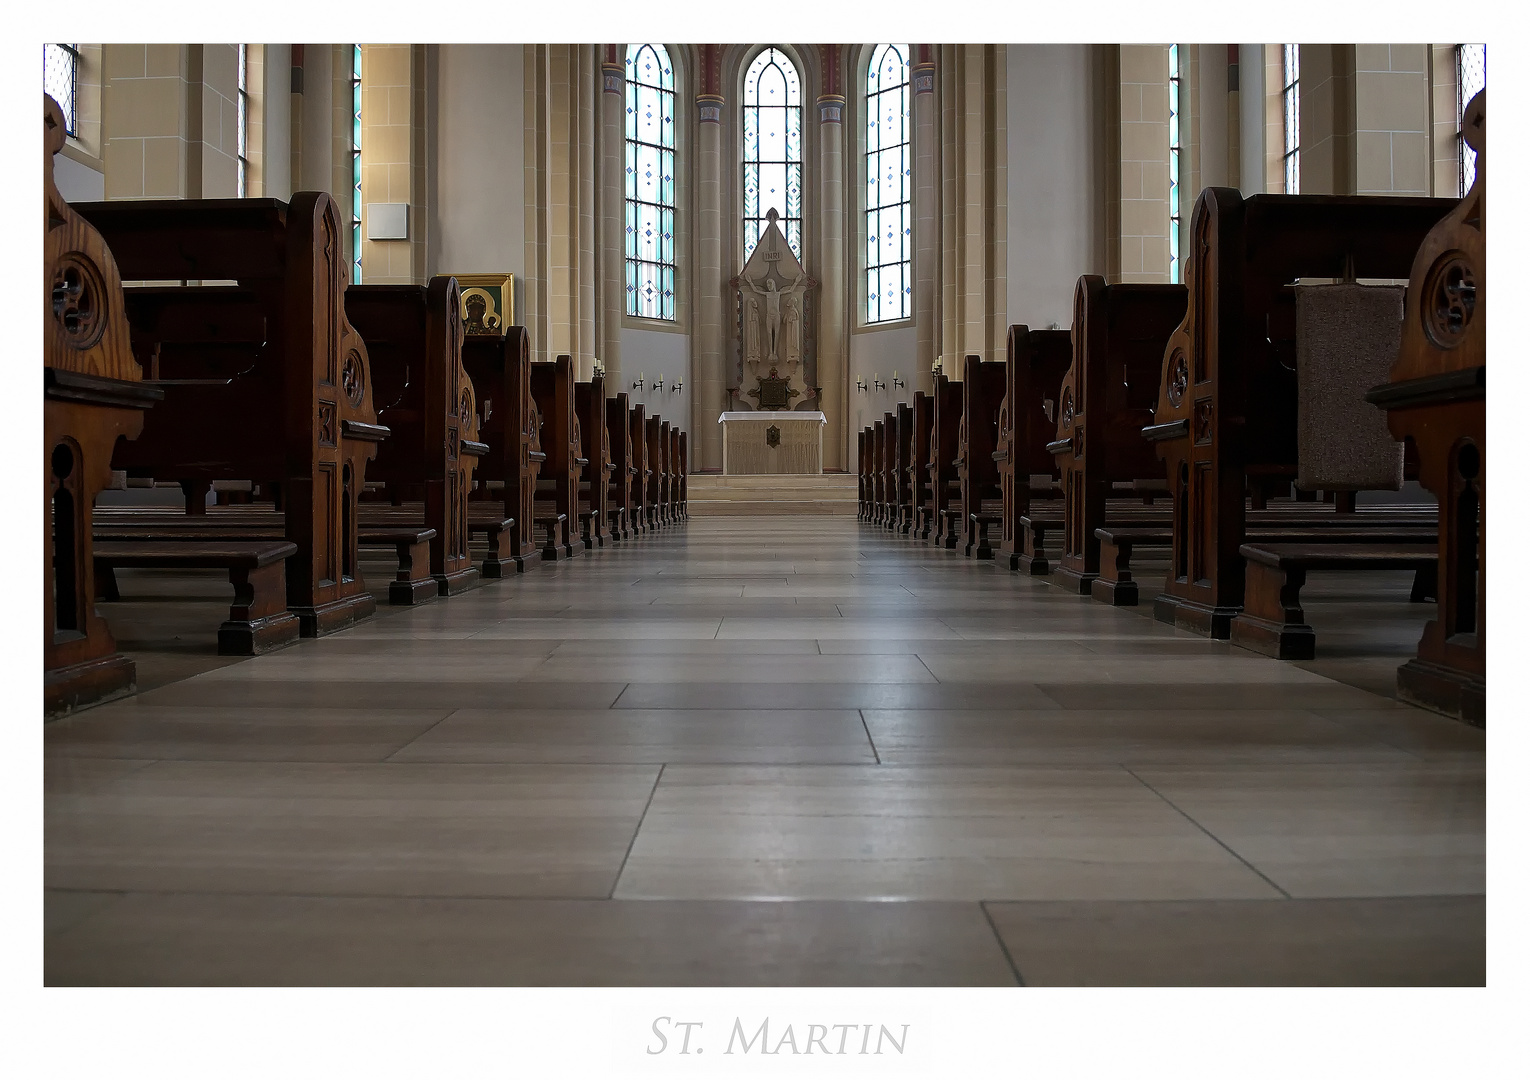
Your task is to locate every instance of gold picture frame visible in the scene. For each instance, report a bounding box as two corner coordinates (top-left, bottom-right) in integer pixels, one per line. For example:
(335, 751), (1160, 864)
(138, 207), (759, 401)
(451, 273), (515, 337)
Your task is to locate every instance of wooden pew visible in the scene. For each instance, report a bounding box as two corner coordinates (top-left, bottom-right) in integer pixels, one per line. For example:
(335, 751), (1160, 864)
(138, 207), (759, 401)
(677, 430), (689, 519)
(908, 392), (933, 539)
(995, 324), (1072, 572)
(44, 96), (165, 714)
(530, 355), (582, 558)
(878, 411), (895, 528)
(660, 420), (674, 524)
(1049, 278), (1186, 589)
(955, 355), (1005, 556)
(347, 277), (486, 596)
(891, 403), (914, 532)
(606, 392), (636, 540)
(925, 372), (963, 545)
(645, 415), (665, 529)
(857, 428), (870, 521)
(73, 191), (389, 638)
(1364, 90), (1486, 724)
(870, 420), (886, 525)
(1143, 186), (1454, 637)
(629, 403), (650, 533)
(464, 325), (544, 574)
(672, 426), (686, 520)
(575, 373), (612, 547)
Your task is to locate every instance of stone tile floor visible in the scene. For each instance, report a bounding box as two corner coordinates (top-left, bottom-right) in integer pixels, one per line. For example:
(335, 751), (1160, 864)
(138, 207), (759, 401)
(44, 516), (1485, 985)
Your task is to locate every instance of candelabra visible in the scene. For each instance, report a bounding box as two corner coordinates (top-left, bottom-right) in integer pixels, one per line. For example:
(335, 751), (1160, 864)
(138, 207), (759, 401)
(671, 378), (683, 393)
(653, 374), (665, 392)
(873, 375), (886, 393)
(632, 373), (645, 391)
(891, 369), (906, 390)
(856, 376), (868, 394)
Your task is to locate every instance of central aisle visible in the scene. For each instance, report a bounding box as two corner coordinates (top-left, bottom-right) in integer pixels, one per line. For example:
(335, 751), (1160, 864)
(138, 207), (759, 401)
(46, 517), (1484, 985)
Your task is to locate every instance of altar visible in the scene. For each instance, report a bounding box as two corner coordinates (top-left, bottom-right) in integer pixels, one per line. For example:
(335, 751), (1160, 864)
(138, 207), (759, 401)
(718, 411), (826, 475)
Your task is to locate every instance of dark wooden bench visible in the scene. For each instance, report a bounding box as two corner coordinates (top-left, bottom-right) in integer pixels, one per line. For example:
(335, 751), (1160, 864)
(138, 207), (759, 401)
(956, 354), (1006, 556)
(348, 277), (486, 596)
(924, 372), (962, 544)
(1050, 277), (1187, 592)
(1231, 542), (1439, 660)
(531, 355), (583, 557)
(995, 324), (1071, 571)
(1142, 186), (1455, 638)
(906, 391), (933, 534)
(44, 97), (164, 715)
(576, 374), (612, 547)
(94, 539), (300, 655)
(74, 190), (390, 639)
(1364, 90), (1486, 725)
(628, 403), (651, 534)
(464, 325), (544, 573)
(1095, 519), (1438, 608)
(606, 392), (636, 539)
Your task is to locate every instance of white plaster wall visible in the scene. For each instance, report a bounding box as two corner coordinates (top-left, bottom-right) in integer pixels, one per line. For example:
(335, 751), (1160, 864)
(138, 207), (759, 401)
(430, 44), (525, 317)
(56, 154), (105, 203)
(1005, 45), (1101, 331)
(622, 326), (692, 455)
(848, 325), (916, 463)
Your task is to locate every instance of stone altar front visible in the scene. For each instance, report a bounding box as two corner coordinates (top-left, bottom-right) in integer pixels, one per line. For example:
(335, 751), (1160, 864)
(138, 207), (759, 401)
(719, 411), (826, 475)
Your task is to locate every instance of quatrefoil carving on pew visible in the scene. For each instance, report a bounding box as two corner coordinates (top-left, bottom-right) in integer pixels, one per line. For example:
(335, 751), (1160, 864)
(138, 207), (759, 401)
(460, 388), (473, 423)
(342, 352), (365, 407)
(51, 255), (106, 350)
(1423, 252), (1477, 348)
(1167, 350), (1189, 408)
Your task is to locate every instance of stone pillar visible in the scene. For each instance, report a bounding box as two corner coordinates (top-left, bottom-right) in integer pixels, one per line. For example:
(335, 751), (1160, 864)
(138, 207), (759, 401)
(598, 47), (625, 396)
(692, 45), (725, 471)
(912, 47), (938, 396)
(816, 45), (847, 471)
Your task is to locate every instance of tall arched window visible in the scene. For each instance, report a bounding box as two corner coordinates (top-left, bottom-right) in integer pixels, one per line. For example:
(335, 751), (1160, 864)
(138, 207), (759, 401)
(865, 44), (911, 322)
(350, 44), (362, 284)
(1457, 43), (1486, 195)
(1281, 44), (1300, 194)
(742, 47), (802, 261)
(625, 44), (676, 321)
(1168, 44), (1182, 283)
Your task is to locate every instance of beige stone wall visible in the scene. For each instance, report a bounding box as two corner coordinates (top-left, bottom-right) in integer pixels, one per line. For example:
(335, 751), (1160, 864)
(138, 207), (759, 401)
(1429, 44), (1461, 197)
(1353, 45), (1429, 196)
(1117, 44), (1170, 284)
(102, 45), (193, 199)
(1265, 44), (1286, 192)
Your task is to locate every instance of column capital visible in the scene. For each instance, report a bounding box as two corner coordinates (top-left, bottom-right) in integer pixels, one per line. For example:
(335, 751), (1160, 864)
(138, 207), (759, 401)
(817, 94), (845, 124)
(696, 93), (724, 125)
(602, 63), (623, 94)
(912, 63), (935, 95)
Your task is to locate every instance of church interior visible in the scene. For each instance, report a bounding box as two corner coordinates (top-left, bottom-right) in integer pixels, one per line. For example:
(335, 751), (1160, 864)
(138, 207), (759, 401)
(41, 39), (1487, 997)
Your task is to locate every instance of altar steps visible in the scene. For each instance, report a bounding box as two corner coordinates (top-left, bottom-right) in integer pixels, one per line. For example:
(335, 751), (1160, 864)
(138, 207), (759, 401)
(685, 473), (859, 516)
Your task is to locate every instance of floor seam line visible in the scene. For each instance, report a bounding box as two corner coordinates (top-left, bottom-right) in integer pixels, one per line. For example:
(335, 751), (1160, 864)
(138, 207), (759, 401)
(858, 710), (882, 765)
(1120, 765), (1293, 900)
(379, 708), (464, 762)
(979, 901), (1027, 986)
(609, 763), (665, 899)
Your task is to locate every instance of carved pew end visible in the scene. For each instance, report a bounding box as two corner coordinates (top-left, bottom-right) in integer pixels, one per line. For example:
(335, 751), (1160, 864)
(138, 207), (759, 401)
(362, 527), (438, 606)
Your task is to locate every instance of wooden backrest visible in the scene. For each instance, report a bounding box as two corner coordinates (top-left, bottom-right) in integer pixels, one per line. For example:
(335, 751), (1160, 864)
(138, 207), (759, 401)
(464, 324), (541, 555)
(997, 324), (1072, 551)
(629, 403), (649, 516)
(530, 355), (580, 514)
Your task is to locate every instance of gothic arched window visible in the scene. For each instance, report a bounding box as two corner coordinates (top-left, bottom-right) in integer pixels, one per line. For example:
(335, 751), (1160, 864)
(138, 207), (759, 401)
(1281, 44), (1300, 194)
(865, 44), (911, 322)
(625, 43), (676, 321)
(1168, 44), (1182, 283)
(742, 47), (802, 261)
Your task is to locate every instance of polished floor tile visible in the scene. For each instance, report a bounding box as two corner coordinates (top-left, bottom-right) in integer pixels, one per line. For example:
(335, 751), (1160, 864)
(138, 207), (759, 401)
(45, 893), (1018, 986)
(984, 896), (1484, 985)
(615, 765), (1280, 901)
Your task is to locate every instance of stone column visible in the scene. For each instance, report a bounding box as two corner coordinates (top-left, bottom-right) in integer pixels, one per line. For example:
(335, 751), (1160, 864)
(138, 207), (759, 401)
(911, 46), (938, 394)
(816, 45), (847, 471)
(692, 45), (724, 471)
(598, 47), (625, 396)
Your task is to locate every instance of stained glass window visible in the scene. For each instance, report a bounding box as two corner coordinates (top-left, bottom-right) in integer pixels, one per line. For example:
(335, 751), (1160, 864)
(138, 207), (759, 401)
(237, 45), (250, 197)
(625, 44), (676, 321)
(865, 44), (911, 322)
(351, 45), (362, 284)
(1281, 45), (1300, 194)
(742, 47), (802, 261)
(1457, 44), (1486, 195)
(1168, 44), (1182, 283)
(44, 44), (79, 137)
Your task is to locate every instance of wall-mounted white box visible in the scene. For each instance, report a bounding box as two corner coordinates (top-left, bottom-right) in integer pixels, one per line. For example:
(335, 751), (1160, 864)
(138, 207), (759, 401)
(367, 203), (409, 241)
